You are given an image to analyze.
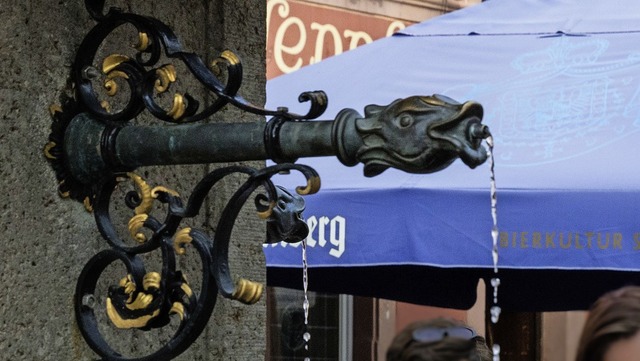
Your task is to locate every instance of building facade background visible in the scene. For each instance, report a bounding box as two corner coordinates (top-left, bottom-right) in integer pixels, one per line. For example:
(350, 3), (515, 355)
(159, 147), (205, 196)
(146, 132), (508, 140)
(267, 0), (480, 79)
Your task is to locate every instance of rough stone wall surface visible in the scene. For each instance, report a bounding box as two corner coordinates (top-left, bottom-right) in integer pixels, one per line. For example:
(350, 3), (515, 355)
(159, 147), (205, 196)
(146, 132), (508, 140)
(0, 1), (266, 360)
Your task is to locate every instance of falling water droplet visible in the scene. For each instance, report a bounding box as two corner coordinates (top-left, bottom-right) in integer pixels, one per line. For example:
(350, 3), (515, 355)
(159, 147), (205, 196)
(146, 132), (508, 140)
(491, 278), (500, 304)
(492, 344), (501, 361)
(488, 135), (499, 275)
(302, 237), (311, 360)
(491, 229), (499, 273)
(487, 135), (501, 361)
(490, 305), (502, 324)
(303, 298), (310, 324)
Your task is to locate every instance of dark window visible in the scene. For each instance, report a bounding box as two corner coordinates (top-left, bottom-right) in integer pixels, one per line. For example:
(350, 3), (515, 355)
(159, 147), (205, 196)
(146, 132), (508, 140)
(267, 287), (341, 361)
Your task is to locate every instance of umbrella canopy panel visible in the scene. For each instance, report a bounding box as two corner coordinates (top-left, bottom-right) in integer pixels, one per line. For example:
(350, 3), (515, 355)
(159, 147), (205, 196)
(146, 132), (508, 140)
(263, 0), (640, 311)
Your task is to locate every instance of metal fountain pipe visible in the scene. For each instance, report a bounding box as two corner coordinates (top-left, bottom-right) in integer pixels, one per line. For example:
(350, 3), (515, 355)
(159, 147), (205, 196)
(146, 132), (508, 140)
(65, 94), (490, 184)
(45, 3), (494, 360)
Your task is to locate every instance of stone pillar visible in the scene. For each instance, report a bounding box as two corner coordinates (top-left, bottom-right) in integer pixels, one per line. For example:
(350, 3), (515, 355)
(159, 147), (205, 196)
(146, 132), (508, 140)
(0, 0), (266, 359)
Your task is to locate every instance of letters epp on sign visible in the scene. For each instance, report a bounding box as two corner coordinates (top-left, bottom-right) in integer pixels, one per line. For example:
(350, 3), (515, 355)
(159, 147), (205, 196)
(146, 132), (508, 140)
(267, 0), (408, 78)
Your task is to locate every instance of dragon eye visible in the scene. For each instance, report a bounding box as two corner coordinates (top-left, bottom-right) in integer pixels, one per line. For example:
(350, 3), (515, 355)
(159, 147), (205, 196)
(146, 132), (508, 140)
(398, 114), (413, 128)
(277, 200), (287, 210)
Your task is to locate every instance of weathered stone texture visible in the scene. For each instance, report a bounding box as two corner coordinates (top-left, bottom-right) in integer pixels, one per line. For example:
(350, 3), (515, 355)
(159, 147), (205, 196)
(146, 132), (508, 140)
(0, 1), (266, 360)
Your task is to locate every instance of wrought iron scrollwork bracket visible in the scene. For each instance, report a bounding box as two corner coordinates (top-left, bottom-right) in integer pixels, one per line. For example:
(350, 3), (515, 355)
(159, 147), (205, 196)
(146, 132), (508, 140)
(45, 2), (323, 360)
(73, 164), (316, 361)
(44, 1), (490, 360)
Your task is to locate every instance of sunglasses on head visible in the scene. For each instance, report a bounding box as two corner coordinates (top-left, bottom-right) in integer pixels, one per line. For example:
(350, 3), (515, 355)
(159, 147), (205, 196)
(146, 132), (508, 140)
(412, 326), (478, 343)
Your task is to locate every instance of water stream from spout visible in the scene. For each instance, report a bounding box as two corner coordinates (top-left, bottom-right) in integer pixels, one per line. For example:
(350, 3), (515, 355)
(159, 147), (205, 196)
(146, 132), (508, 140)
(302, 237), (311, 361)
(487, 135), (501, 361)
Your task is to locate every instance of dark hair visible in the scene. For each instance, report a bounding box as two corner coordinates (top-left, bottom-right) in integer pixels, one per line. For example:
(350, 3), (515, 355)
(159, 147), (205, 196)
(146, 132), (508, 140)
(575, 286), (640, 361)
(386, 318), (492, 361)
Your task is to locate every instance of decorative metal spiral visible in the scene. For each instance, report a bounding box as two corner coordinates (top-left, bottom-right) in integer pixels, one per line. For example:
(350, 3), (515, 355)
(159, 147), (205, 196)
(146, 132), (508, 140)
(74, 164), (317, 361)
(43, 2), (325, 359)
(74, 0), (327, 124)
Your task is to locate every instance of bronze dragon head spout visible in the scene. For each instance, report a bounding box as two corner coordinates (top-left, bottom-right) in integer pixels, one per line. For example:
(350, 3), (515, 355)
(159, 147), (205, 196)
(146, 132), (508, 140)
(350, 94), (490, 177)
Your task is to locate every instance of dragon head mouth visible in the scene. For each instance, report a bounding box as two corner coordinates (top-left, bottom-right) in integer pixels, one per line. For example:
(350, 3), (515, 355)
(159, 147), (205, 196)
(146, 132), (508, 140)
(265, 186), (309, 244)
(428, 98), (489, 169)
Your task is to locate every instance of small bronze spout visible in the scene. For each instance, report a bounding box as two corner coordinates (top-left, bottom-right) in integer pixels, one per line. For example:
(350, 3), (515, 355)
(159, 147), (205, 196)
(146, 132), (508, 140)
(264, 186), (308, 244)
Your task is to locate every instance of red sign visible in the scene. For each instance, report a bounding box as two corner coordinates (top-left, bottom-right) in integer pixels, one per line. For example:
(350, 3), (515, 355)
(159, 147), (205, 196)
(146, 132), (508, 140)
(267, 0), (412, 79)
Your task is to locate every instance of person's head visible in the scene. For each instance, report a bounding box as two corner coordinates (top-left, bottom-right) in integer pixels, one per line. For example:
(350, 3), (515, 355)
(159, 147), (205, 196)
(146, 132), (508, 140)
(575, 286), (640, 361)
(386, 318), (491, 361)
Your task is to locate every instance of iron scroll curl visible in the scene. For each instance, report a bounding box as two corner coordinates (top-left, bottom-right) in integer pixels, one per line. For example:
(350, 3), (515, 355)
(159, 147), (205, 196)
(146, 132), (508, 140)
(45, 2), (324, 360)
(74, 0), (327, 124)
(73, 163), (318, 361)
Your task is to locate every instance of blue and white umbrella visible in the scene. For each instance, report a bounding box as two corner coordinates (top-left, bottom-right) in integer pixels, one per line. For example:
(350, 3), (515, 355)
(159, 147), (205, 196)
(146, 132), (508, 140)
(263, 0), (640, 311)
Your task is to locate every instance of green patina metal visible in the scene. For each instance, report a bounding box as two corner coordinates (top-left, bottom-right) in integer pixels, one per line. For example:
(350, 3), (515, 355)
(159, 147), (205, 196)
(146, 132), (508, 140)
(43, 1), (490, 360)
